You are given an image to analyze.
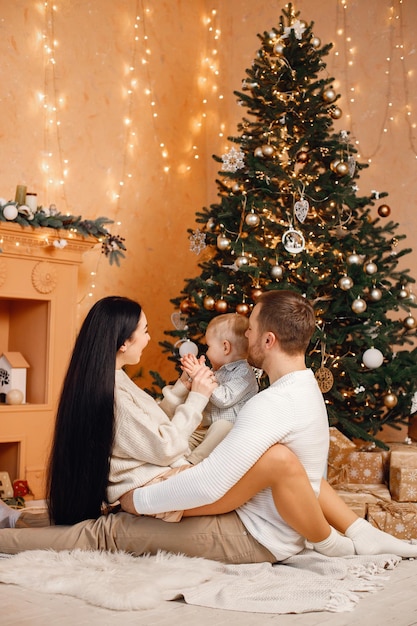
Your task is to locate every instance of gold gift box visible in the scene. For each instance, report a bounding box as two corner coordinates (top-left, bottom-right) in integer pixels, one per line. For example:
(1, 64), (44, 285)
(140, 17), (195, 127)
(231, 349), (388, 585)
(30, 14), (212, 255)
(367, 502), (417, 540)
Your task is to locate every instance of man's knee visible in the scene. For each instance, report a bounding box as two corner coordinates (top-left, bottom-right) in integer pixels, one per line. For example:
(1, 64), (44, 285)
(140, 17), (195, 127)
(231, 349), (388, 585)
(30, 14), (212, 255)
(263, 444), (305, 478)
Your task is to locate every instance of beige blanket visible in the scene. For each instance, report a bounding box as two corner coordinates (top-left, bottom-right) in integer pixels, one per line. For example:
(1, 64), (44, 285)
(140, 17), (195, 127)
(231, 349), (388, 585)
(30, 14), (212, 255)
(0, 548), (402, 614)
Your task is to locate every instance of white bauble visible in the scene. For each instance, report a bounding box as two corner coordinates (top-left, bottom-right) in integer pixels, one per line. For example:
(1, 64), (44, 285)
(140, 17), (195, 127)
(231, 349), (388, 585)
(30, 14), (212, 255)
(362, 348), (384, 369)
(179, 340), (199, 357)
(6, 389), (24, 405)
(3, 203), (18, 220)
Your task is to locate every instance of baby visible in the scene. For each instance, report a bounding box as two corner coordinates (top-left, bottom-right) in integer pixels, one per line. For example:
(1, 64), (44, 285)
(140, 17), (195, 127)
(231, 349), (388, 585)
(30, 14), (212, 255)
(182, 313), (259, 464)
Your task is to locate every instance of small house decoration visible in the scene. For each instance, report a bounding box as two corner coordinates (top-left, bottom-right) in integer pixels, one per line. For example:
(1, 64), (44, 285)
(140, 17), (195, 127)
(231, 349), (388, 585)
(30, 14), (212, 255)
(0, 352), (30, 404)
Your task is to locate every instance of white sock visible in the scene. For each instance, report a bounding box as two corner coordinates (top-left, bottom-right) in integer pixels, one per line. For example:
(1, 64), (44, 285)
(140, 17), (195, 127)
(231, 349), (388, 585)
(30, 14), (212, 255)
(0, 499), (21, 528)
(346, 517), (417, 559)
(312, 526), (355, 557)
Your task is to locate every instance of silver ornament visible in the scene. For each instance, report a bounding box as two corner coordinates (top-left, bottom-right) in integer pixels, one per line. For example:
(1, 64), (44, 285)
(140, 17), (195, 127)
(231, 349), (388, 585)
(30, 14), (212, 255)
(347, 253), (361, 265)
(235, 255), (249, 268)
(245, 212), (260, 227)
(217, 235), (231, 250)
(352, 297), (367, 314)
(270, 264), (284, 279)
(338, 275), (353, 290)
(369, 287), (382, 301)
(365, 261), (378, 275)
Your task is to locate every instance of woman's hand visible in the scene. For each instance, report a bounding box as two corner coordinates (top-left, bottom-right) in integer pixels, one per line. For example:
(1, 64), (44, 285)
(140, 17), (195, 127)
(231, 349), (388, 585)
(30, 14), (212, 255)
(190, 364), (217, 398)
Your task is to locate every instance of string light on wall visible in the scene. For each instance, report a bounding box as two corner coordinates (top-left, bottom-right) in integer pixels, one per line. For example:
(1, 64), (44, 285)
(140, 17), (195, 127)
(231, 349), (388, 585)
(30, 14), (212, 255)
(39, 1), (69, 209)
(331, 0), (416, 162)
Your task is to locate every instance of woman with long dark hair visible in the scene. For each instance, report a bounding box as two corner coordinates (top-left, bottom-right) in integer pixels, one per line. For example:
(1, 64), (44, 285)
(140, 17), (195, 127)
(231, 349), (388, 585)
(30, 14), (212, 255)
(47, 295), (218, 525)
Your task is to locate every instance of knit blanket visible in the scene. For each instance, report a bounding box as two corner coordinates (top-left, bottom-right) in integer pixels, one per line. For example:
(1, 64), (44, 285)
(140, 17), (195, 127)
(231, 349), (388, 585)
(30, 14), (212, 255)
(0, 548), (401, 614)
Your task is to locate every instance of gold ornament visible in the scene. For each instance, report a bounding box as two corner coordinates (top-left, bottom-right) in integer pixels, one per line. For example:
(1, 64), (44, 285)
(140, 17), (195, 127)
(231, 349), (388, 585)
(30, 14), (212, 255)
(236, 302), (250, 316)
(215, 299), (228, 313)
(330, 106), (342, 120)
(330, 159), (340, 172)
(403, 315), (416, 329)
(322, 88), (337, 103)
(254, 147), (264, 158)
(261, 144), (275, 156)
(235, 255), (249, 268)
(315, 366), (334, 393)
(383, 392), (398, 409)
(377, 204), (391, 217)
(296, 150), (309, 163)
(203, 295), (215, 310)
(335, 161), (349, 176)
(251, 287), (263, 301)
(180, 298), (196, 314)
(398, 287), (409, 299)
(311, 36), (321, 48)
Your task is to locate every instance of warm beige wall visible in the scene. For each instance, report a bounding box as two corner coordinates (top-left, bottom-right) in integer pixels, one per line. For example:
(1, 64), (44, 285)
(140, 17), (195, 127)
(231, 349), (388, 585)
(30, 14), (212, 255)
(1, 1), (416, 386)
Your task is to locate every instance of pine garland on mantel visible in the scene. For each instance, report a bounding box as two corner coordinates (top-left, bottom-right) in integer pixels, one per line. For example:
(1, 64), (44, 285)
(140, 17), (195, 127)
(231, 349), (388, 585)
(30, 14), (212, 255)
(0, 198), (126, 266)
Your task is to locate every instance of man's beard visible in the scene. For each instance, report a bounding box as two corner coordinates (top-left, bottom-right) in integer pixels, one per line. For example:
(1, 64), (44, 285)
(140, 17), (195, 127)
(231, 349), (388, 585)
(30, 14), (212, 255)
(247, 343), (263, 370)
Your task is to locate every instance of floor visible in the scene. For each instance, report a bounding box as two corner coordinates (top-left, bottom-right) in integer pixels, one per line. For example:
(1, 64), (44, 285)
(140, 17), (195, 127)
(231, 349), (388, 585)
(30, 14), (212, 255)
(1, 557), (416, 625)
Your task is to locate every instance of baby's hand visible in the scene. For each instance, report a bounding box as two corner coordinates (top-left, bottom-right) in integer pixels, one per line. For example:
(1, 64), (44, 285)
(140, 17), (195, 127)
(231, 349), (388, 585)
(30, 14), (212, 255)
(181, 353), (206, 379)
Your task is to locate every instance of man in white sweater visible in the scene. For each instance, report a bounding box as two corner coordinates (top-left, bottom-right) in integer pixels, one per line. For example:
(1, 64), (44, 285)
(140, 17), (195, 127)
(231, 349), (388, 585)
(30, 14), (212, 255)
(1, 290), (416, 561)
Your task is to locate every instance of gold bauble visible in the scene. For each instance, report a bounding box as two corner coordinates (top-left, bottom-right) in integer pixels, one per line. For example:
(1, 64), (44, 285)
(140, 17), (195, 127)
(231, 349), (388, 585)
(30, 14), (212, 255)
(296, 150), (309, 163)
(251, 287), (263, 301)
(336, 161), (349, 176)
(203, 295), (215, 311)
(323, 88), (337, 103)
(377, 204), (391, 217)
(261, 144), (275, 156)
(254, 147), (264, 158)
(180, 298), (196, 314)
(403, 315), (416, 329)
(330, 159), (340, 173)
(236, 302), (250, 316)
(235, 255), (249, 268)
(330, 106), (342, 120)
(311, 36), (321, 48)
(383, 392), (398, 409)
(399, 287), (410, 299)
(215, 299), (228, 313)
(365, 262), (378, 275)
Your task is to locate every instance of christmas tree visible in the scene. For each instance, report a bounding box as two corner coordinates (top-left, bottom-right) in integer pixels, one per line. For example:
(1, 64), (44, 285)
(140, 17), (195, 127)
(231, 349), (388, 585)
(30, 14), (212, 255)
(154, 4), (417, 447)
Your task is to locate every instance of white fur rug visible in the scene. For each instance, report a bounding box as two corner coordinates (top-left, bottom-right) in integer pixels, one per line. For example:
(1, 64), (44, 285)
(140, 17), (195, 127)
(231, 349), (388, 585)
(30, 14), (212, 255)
(0, 548), (402, 614)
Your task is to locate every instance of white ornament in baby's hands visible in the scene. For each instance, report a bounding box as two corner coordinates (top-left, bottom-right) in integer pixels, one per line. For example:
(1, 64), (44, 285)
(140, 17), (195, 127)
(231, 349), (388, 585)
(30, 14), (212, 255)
(179, 340), (198, 357)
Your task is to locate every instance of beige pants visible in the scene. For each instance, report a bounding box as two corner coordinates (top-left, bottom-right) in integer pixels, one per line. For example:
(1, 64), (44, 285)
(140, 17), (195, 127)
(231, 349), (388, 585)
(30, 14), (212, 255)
(9, 510), (276, 564)
(187, 419), (233, 465)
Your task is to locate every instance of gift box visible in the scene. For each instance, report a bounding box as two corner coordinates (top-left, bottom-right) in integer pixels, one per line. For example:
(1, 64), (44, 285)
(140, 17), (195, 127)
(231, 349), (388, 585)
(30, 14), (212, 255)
(327, 427), (357, 484)
(347, 502), (367, 518)
(390, 467), (417, 502)
(335, 483), (391, 506)
(367, 501), (417, 540)
(344, 450), (385, 484)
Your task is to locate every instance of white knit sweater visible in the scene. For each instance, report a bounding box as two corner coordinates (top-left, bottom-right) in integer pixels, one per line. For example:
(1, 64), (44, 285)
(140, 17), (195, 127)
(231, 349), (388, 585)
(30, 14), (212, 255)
(133, 369), (330, 561)
(107, 370), (209, 503)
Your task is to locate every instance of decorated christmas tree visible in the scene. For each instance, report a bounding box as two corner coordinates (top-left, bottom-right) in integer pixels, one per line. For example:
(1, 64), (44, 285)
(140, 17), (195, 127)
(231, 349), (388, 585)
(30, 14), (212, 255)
(154, 5), (417, 447)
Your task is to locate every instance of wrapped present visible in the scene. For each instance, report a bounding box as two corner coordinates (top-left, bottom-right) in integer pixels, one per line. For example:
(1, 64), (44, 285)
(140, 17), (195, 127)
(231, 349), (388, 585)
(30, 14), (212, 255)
(327, 427), (357, 484)
(367, 501), (417, 540)
(347, 502), (367, 518)
(335, 483), (391, 506)
(344, 450), (385, 484)
(389, 443), (417, 501)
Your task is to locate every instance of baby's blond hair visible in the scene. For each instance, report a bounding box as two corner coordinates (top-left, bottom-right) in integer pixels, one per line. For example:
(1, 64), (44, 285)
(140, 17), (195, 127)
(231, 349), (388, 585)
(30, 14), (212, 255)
(206, 313), (249, 356)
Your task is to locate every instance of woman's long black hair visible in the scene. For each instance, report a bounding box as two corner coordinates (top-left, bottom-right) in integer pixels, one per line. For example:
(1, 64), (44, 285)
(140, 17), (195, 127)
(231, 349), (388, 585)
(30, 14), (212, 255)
(47, 296), (142, 525)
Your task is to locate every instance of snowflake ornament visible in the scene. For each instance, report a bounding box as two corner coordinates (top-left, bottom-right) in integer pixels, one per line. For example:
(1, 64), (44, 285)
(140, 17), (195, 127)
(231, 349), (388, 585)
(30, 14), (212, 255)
(282, 20), (306, 40)
(189, 229), (206, 255)
(221, 147), (245, 173)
